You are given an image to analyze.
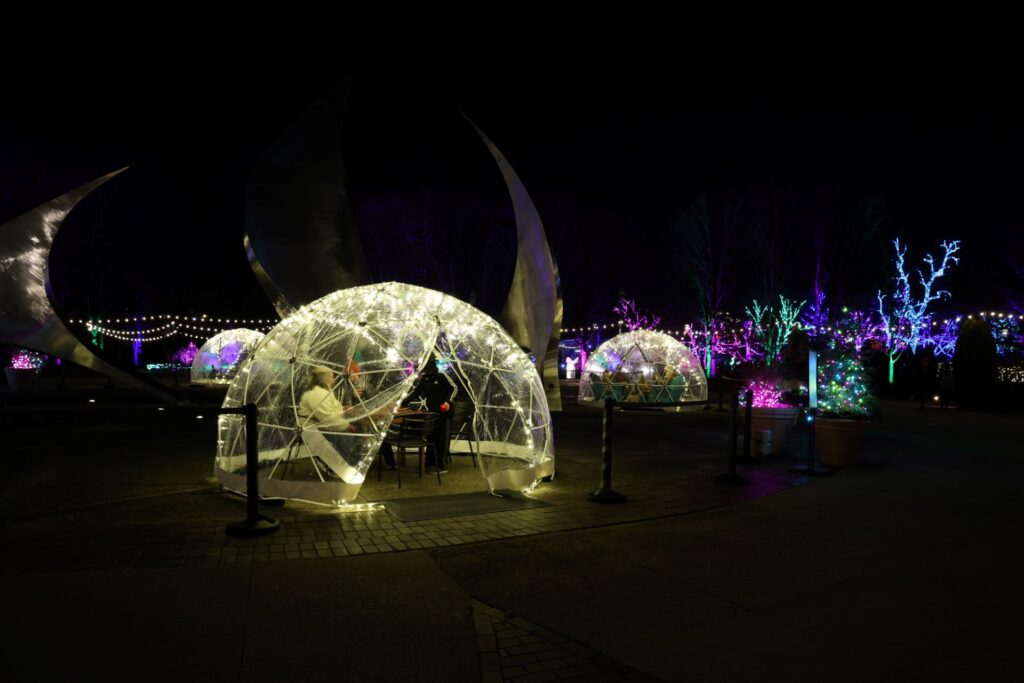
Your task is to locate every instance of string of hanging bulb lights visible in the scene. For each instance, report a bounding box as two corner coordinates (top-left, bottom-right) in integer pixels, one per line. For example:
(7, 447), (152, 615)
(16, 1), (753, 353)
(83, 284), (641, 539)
(562, 310), (1023, 338)
(68, 313), (277, 327)
(69, 313), (279, 344)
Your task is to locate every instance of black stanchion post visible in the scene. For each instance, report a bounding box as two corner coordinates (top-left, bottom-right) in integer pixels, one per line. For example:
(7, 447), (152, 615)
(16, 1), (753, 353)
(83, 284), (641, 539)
(717, 380), (726, 411)
(788, 411), (834, 477)
(226, 403), (281, 536)
(588, 398), (627, 503)
(715, 391), (749, 484)
(731, 392), (738, 468)
(808, 414), (815, 470)
(742, 389), (753, 460)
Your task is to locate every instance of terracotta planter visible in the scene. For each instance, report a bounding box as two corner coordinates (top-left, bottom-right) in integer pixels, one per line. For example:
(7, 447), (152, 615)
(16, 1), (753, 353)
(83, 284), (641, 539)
(815, 418), (868, 466)
(4, 367), (40, 390)
(750, 406), (800, 455)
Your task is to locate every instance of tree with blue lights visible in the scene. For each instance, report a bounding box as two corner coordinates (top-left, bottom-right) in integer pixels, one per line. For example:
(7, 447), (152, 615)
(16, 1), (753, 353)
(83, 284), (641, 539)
(876, 238), (961, 383)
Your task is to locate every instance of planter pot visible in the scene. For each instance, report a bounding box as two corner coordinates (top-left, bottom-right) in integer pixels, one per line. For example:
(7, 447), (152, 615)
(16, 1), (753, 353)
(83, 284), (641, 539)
(750, 429), (772, 459)
(815, 418), (868, 466)
(750, 406), (800, 455)
(4, 367), (40, 390)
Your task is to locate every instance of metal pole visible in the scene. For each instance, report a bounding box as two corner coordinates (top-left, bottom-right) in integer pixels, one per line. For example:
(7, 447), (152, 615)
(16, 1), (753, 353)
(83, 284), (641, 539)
(788, 349), (834, 477)
(588, 398), (627, 503)
(789, 409), (833, 477)
(715, 391), (749, 484)
(226, 403), (281, 536)
(243, 403), (260, 520)
(807, 413), (815, 471)
(730, 391), (738, 474)
(742, 389), (753, 460)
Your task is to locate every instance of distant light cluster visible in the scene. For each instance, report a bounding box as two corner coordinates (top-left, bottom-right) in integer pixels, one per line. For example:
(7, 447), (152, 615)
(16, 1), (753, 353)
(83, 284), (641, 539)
(9, 350), (45, 370)
(998, 365), (1024, 384)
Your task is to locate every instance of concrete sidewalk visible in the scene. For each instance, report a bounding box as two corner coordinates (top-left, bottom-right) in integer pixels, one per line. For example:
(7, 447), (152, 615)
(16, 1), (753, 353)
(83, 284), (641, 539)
(3, 399), (1022, 681)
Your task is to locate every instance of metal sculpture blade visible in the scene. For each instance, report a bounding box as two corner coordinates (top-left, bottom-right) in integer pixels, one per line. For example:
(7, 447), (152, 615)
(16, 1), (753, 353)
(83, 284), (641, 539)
(467, 118), (563, 411)
(0, 170), (183, 404)
(244, 79), (370, 316)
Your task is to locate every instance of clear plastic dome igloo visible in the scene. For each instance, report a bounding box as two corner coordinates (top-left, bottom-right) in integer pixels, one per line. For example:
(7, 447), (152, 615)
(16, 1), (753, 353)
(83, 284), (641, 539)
(216, 282), (555, 506)
(578, 329), (707, 407)
(191, 328), (266, 385)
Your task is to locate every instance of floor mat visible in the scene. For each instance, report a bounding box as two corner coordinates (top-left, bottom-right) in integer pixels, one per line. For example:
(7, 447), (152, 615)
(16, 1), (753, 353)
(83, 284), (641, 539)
(383, 489), (552, 522)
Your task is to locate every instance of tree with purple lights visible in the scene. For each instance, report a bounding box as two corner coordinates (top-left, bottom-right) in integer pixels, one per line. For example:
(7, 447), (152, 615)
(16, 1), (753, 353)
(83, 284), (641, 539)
(876, 238), (961, 383)
(801, 288), (829, 343)
(682, 316), (761, 373)
(830, 308), (878, 355)
(171, 341), (198, 366)
(801, 231), (830, 344)
(613, 296), (661, 332)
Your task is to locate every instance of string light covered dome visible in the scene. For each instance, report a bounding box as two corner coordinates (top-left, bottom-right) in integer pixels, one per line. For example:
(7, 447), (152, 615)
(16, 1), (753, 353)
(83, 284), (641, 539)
(216, 282), (554, 506)
(191, 329), (266, 385)
(578, 329), (707, 407)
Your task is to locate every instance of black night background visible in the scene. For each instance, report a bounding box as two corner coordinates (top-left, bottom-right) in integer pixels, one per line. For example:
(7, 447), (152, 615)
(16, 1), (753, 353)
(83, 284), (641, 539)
(3, 52), (1023, 329)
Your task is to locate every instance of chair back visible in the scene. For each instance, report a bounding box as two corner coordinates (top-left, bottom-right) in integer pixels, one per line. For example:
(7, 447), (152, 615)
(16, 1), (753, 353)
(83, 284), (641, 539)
(449, 400), (474, 432)
(387, 412), (439, 447)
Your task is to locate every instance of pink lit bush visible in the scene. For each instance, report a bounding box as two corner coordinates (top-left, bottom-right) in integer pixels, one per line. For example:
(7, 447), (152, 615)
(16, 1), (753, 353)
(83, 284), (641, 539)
(9, 351), (44, 370)
(742, 379), (788, 408)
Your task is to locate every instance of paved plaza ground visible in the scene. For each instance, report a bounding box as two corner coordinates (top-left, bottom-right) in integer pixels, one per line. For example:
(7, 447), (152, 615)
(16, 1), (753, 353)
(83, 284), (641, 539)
(2, 381), (1022, 681)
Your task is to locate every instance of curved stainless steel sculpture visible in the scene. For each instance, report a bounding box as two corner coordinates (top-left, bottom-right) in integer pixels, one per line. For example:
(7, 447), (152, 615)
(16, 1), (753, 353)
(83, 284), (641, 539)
(467, 118), (564, 411)
(241, 87), (562, 410)
(0, 170), (183, 404)
(244, 80), (370, 317)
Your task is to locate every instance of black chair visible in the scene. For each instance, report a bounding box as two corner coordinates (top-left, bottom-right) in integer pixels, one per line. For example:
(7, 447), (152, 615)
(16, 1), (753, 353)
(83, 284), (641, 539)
(274, 421), (336, 483)
(379, 412), (440, 488)
(448, 400), (477, 468)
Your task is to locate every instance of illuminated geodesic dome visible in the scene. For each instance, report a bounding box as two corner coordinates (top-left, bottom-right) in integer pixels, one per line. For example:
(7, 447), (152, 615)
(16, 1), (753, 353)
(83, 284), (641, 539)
(216, 282), (554, 506)
(578, 329), (707, 407)
(191, 329), (266, 385)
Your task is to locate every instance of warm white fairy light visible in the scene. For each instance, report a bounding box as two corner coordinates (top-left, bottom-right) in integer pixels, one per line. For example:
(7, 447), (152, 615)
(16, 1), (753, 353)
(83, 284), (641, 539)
(191, 328), (266, 385)
(578, 329), (708, 406)
(215, 282), (552, 508)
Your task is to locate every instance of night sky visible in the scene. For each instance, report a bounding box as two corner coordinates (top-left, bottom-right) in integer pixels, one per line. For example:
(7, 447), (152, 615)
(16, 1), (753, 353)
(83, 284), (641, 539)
(4, 51), (1023, 333)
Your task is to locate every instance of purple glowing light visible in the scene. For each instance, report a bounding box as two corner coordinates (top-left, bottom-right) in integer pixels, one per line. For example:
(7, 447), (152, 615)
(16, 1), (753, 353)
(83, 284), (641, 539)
(218, 342), (243, 366)
(172, 342), (198, 366)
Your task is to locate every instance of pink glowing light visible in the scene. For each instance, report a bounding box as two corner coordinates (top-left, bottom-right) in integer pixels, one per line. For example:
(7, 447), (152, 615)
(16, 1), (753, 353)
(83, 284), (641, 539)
(743, 380), (788, 408)
(11, 354), (36, 369)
